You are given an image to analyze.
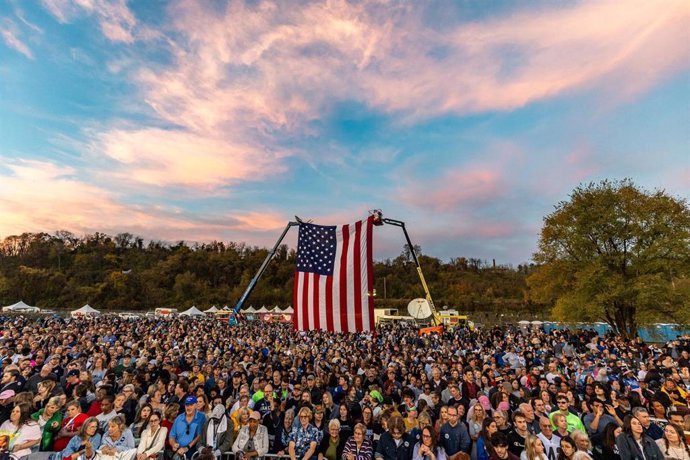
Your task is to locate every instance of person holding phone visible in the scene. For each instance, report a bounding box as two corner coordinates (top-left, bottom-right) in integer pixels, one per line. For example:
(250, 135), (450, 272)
(54, 416), (101, 460)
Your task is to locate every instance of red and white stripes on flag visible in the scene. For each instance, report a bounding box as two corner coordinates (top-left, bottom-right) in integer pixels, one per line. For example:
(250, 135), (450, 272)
(293, 216), (375, 332)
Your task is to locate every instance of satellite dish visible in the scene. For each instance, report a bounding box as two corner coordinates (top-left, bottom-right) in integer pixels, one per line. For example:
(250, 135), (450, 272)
(407, 298), (432, 319)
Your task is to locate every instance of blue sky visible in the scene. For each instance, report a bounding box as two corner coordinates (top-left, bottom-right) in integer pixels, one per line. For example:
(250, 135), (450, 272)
(0, 0), (688, 265)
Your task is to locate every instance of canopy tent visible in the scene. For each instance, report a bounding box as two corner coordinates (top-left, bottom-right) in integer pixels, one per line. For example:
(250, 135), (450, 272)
(244, 306), (256, 313)
(179, 306), (205, 317)
(283, 306), (294, 314)
(205, 306), (219, 313)
(256, 306), (270, 314)
(71, 304), (100, 317)
(2, 301), (40, 313)
(222, 305), (232, 311)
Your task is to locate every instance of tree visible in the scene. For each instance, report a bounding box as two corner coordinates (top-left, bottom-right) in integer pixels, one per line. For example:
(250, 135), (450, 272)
(528, 179), (690, 338)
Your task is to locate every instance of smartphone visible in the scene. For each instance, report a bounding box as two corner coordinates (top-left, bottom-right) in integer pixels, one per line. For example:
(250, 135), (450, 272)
(78, 444), (86, 450)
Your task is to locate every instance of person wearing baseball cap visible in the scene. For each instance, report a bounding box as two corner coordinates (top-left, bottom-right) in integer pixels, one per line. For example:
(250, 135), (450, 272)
(232, 411), (268, 459)
(169, 395), (206, 459)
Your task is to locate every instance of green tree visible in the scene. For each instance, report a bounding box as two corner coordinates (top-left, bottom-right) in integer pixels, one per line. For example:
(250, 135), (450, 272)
(528, 179), (690, 338)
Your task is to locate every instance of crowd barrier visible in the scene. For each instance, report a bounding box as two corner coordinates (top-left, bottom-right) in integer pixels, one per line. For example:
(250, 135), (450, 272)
(191, 453), (286, 460)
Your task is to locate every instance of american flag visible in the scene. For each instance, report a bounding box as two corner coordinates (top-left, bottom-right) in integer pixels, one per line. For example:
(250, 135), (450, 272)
(293, 216), (375, 332)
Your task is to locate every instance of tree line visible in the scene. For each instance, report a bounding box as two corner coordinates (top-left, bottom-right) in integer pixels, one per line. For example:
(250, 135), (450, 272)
(0, 231), (538, 314)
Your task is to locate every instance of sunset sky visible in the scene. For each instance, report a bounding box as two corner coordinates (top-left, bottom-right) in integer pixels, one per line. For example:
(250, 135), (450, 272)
(1, 0), (688, 265)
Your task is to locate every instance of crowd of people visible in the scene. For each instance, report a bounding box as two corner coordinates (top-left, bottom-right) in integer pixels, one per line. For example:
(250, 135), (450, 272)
(0, 314), (688, 460)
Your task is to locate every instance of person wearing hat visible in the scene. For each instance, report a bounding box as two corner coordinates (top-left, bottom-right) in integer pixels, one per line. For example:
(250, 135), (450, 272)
(232, 410), (268, 459)
(198, 403), (234, 457)
(64, 369), (81, 397)
(169, 395), (207, 459)
(367, 390), (384, 419)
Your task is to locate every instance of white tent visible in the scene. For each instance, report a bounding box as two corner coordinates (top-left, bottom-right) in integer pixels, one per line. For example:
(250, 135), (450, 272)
(179, 306), (205, 317)
(256, 306), (269, 313)
(205, 306), (219, 313)
(283, 306), (294, 314)
(2, 301), (40, 313)
(70, 304), (100, 317)
(244, 306), (257, 313)
(222, 305), (232, 311)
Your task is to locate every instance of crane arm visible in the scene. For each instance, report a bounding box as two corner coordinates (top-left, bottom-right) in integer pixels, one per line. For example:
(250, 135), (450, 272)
(380, 217), (440, 326)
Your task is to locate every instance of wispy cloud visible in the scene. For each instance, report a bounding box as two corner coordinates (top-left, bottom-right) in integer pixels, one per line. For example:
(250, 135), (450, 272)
(0, 18), (33, 59)
(91, 0), (689, 192)
(41, 0), (138, 43)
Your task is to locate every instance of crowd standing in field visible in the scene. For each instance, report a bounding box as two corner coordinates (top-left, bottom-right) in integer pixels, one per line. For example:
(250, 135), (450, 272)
(0, 315), (688, 460)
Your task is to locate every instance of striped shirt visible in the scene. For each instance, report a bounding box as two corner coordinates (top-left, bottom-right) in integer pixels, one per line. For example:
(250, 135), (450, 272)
(343, 436), (374, 460)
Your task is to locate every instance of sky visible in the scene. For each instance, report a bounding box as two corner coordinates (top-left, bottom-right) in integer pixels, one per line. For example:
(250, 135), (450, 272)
(0, 0), (688, 265)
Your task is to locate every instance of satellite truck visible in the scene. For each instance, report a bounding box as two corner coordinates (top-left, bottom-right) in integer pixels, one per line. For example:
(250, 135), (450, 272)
(231, 209), (469, 333)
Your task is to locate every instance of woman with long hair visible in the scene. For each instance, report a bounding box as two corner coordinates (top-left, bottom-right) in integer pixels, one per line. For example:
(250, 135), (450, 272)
(434, 406), (448, 436)
(411, 425), (446, 460)
(656, 422), (690, 460)
(31, 396), (63, 452)
(557, 436), (577, 460)
(90, 357), (107, 385)
(137, 410), (168, 460)
(475, 418), (498, 460)
(53, 416), (101, 460)
(0, 402), (41, 459)
(360, 405), (376, 446)
(130, 403), (153, 441)
(337, 403), (353, 440)
(33, 380), (57, 410)
(592, 422), (621, 460)
(322, 392), (337, 421)
(615, 415), (663, 460)
(161, 403), (179, 454)
(521, 434), (548, 460)
(468, 402), (488, 442)
(196, 393), (211, 417)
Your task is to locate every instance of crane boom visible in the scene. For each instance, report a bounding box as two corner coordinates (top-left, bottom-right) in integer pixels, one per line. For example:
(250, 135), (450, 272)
(379, 217), (441, 326)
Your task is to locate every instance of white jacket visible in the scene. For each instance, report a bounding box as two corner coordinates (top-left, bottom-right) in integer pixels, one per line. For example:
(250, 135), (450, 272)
(137, 426), (168, 457)
(232, 425), (269, 457)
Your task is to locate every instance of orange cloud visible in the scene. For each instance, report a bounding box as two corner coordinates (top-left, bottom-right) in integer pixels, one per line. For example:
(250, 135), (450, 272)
(93, 128), (289, 189)
(0, 158), (289, 243)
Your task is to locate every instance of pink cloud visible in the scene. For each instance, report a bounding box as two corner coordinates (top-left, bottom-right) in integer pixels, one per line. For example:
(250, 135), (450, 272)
(92, 128), (290, 189)
(410, 168), (502, 212)
(147, 0), (689, 129)
(0, 158), (290, 243)
(1, 18), (33, 59)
